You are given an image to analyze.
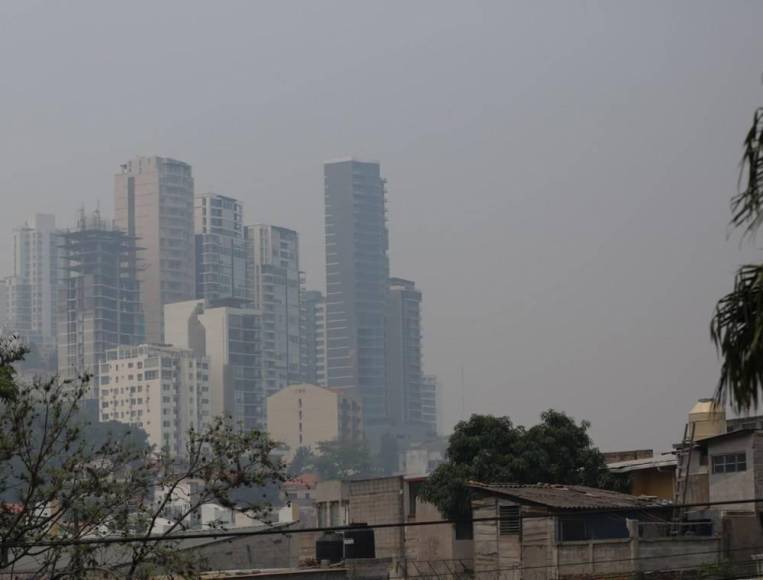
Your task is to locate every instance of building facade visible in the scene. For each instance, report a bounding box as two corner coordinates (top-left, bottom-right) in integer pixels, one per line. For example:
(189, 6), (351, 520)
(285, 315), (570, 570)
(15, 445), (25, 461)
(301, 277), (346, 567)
(420, 374), (438, 436)
(266, 383), (363, 461)
(0, 277), (10, 331)
(57, 211), (144, 389)
(324, 159), (390, 429)
(164, 299), (263, 430)
(114, 156), (195, 343)
(195, 194), (248, 303)
(469, 482), (716, 580)
(385, 278), (427, 436)
(299, 288), (327, 386)
(3, 214), (59, 366)
(246, 225), (301, 396)
(98, 344), (211, 456)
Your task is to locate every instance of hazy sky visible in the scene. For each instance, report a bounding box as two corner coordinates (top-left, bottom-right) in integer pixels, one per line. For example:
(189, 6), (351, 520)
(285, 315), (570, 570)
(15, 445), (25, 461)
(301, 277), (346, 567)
(2, 0), (762, 452)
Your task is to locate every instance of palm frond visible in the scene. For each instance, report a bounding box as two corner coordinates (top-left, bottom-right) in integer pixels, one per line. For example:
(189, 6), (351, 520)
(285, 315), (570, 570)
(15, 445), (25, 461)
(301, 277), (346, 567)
(711, 263), (763, 410)
(731, 108), (763, 238)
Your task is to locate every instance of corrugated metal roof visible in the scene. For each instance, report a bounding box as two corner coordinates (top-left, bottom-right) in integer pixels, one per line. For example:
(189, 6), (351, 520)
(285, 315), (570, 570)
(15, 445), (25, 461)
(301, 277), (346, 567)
(607, 454), (677, 473)
(468, 482), (670, 510)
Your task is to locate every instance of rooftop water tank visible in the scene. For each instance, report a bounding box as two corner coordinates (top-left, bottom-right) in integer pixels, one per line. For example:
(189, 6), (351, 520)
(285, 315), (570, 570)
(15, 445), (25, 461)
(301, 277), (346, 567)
(688, 398), (726, 440)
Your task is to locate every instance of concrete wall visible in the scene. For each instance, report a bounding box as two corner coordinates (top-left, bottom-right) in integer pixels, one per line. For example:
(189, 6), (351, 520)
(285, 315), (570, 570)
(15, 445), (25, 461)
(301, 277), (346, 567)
(631, 469), (675, 499)
(193, 532), (296, 571)
(472, 494), (501, 577)
(557, 540), (631, 577)
(722, 511), (763, 563)
(708, 434), (755, 510)
(638, 537), (720, 573)
(347, 477), (405, 559)
(404, 496), (469, 567)
(753, 433), (763, 508)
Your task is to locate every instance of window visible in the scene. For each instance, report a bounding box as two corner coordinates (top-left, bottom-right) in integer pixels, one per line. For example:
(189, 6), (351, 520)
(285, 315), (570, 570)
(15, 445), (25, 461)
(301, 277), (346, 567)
(712, 453), (747, 474)
(499, 505), (520, 535)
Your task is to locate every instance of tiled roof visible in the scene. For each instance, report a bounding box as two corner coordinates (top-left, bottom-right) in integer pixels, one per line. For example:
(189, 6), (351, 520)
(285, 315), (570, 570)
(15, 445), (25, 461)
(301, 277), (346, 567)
(468, 482), (670, 510)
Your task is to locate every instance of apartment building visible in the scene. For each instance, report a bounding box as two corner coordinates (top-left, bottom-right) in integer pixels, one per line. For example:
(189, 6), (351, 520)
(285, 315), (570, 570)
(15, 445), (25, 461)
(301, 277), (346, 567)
(195, 193), (249, 303)
(114, 156), (195, 343)
(246, 225), (301, 396)
(98, 344), (211, 456)
(266, 383), (363, 461)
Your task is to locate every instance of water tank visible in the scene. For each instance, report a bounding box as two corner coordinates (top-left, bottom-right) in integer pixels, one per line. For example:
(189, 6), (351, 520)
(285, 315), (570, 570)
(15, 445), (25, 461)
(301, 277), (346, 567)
(344, 524), (375, 559)
(688, 398), (726, 440)
(316, 532), (344, 564)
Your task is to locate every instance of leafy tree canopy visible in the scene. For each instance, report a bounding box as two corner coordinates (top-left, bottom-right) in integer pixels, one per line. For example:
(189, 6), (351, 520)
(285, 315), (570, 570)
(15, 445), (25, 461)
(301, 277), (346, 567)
(421, 410), (628, 521)
(306, 440), (375, 481)
(0, 340), (284, 578)
(712, 107), (763, 410)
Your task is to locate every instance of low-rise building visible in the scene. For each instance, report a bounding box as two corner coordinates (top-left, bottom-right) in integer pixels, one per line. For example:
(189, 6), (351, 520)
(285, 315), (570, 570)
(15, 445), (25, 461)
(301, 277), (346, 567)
(312, 475), (472, 577)
(469, 482), (718, 580)
(607, 453), (676, 499)
(98, 344), (211, 455)
(267, 384), (363, 461)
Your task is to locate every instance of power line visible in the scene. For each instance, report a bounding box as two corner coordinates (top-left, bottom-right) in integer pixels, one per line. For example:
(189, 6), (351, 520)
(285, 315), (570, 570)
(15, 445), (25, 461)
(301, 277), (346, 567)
(4, 495), (763, 549)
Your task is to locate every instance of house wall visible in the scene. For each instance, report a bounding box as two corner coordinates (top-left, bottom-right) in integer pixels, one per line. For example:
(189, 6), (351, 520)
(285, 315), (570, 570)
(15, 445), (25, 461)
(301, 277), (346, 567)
(630, 469), (675, 499)
(193, 532), (296, 571)
(557, 540), (631, 577)
(708, 435), (756, 511)
(521, 516), (555, 580)
(637, 537), (720, 573)
(347, 478), (405, 558)
(722, 512), (763, 563)
(472, 494), (500, 577)
(405, 499), (453, 562)
(753, 433), (763, 509)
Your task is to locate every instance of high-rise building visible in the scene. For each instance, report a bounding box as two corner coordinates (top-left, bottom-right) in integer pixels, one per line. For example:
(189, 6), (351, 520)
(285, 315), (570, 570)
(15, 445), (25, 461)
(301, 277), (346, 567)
(266, 383), (363, 462)
(98, 344), (211, 456)
(164, 299), (263, 430)
(385, 278), (426, 435)
(420, 374), (439, 436)
(114, 156), (195, 343)
(57, 211), (144, 389)
(0, 277), (10, 331)
(245, 225), (301, 397)
(299, 287), (327, 387)
(324, 159), (390, 428)
(195, 194), (248, 303)
(3, 214), (59, 364)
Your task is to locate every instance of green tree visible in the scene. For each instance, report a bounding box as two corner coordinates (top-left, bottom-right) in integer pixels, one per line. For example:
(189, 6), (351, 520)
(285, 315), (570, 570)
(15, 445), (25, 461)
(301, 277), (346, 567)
(0, 341), (284, 578)
(308, 439), (375, 480)
(421, 411), (627, 521)
(288, 446), (316, 477)
(711, 107), (763, 410)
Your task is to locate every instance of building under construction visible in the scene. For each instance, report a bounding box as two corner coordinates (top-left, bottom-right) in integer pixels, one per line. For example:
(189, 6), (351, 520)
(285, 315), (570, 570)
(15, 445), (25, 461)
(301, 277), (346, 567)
(57, 210), (144, 393)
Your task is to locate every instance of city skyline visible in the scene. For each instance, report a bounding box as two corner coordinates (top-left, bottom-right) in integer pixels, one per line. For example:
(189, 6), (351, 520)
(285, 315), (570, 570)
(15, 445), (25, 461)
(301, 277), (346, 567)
(2, 1), (762, 452)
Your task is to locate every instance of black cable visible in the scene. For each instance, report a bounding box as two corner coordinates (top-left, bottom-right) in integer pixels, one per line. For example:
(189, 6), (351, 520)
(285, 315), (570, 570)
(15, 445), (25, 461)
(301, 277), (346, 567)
(386, 540), (763, 579)
(4, 495), (763, 549)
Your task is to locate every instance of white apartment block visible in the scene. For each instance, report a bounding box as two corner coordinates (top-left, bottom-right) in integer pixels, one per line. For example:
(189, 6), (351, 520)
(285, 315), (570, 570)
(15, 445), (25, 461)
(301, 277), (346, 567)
(98, 344), (211, 456)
